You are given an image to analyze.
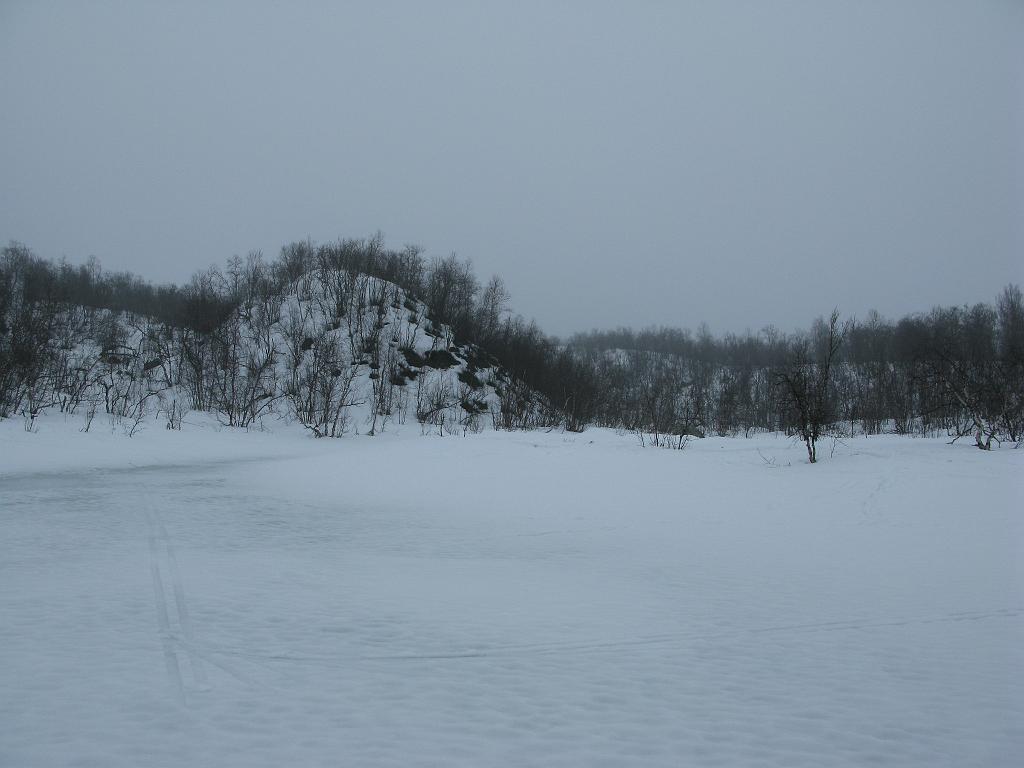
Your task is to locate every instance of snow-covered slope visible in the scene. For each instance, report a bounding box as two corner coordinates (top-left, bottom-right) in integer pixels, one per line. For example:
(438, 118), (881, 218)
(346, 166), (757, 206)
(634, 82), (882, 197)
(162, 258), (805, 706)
(19, 268), (525, 438)
(1, 416), (1021, 767)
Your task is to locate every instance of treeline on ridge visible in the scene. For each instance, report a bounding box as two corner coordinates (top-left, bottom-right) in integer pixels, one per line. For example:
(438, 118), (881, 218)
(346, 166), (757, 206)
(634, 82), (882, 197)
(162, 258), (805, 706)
(1, 238), (1021, 452)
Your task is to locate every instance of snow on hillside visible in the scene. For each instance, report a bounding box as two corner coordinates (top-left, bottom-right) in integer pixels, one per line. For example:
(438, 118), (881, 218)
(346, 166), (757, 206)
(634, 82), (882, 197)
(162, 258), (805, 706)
(1, 415), (1021, 767)
(13, 267), (517, 440)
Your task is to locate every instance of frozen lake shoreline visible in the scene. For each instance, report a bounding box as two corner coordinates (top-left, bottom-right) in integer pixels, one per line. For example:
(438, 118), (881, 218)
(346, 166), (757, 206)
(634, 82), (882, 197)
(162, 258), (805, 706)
(2, 417), (1021, 767)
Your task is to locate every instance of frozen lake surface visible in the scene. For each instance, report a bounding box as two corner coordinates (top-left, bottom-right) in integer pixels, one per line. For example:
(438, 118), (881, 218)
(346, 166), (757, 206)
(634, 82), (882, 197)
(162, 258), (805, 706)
(1, 418), (1021, 766)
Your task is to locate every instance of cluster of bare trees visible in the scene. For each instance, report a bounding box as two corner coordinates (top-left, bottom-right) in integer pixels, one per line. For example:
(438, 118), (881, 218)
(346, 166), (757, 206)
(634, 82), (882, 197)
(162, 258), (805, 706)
(0, 245), (186, 434)
(0, 239), (516, 436)
(0, 244), (259, 432)
(568, 287), (1024, 453)
(2, 238), (1020, 453)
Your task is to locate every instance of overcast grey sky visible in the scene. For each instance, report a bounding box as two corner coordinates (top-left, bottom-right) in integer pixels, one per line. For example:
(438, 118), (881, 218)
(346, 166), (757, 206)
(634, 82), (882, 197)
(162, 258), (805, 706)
(1, 0), (1020, 336)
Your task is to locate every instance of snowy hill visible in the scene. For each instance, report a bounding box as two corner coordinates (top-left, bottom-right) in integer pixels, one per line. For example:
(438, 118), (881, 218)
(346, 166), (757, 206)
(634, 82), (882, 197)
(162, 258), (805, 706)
(4, 243), (1021, 448)
(8, 262), (547, 438)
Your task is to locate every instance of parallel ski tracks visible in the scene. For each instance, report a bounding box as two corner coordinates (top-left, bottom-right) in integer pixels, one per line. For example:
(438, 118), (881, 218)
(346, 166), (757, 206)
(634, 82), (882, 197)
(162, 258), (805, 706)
(146, 508), (210, 704)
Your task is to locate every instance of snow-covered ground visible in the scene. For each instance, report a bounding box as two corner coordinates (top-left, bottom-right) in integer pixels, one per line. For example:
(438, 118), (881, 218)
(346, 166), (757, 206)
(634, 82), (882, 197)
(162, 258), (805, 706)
(1, 416), (1021, 767)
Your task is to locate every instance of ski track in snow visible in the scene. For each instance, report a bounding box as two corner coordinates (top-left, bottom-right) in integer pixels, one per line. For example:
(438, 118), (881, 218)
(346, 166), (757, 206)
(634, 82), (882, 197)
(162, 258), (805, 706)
(1, 418), (1022, 767)
(145, 506), (209, 703)
(146, 510), (186, 705)
(186, 607), (1023, 667)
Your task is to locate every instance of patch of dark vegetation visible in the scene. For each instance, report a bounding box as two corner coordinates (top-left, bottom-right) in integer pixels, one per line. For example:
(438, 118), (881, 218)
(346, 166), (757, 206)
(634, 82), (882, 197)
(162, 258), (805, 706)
(390, 363), (420, 386)
(422, 349), (460, 369)
(460, 397), (489, 414)
(458, 368), (483, 388)
(400, 347), (426, 368)
(460, 345), (490, 371)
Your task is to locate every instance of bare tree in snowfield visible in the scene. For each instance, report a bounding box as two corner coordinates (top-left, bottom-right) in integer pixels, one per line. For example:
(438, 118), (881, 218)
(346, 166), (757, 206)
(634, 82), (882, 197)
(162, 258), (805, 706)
(777, 309), (848, 463)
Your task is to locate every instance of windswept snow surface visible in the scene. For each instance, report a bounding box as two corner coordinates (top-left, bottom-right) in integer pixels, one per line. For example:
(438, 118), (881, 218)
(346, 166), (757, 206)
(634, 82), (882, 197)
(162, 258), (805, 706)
(1, 417), (1021, 767)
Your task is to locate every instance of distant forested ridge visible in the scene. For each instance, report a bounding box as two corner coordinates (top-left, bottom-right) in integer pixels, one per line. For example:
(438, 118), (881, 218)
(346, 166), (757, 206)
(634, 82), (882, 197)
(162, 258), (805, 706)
(1, 239), (1020, 451)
